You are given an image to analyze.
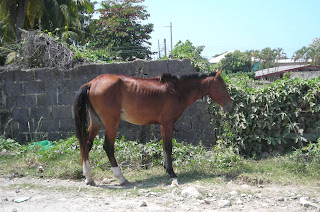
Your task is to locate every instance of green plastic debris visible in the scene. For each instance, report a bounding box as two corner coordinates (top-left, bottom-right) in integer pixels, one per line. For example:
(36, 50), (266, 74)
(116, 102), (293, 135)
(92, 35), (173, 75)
(31, 140), (54, 150)
(14, 196), (31, 203)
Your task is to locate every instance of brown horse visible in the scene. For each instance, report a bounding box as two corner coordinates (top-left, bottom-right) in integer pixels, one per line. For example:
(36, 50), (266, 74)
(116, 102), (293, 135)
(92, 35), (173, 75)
(73, 70), (233, 186)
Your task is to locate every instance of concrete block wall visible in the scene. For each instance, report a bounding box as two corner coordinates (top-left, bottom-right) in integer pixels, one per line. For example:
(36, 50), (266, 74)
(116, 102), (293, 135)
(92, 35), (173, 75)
(0, 59), (216, 145)
(290, 71), (320, 79)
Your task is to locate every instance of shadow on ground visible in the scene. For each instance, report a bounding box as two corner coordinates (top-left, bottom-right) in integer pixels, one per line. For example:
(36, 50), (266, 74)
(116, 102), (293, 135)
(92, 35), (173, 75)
(95, 169), (244, 190)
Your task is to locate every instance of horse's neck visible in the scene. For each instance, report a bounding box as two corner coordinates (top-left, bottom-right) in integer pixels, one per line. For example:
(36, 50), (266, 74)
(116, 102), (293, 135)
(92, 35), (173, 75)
(177, 78), (208, 107)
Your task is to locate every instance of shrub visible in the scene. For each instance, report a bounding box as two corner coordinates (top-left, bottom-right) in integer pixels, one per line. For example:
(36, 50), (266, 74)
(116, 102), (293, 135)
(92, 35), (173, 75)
(208, 75), (320, 156)
(0, 135), (25, 155)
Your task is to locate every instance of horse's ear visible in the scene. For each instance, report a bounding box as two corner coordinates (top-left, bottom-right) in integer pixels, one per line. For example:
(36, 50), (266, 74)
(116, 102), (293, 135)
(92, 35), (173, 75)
(216, 69), (222, 78)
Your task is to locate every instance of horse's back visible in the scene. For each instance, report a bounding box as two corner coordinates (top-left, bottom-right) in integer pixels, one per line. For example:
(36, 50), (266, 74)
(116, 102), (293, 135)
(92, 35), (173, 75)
(87, 74), (181, 125)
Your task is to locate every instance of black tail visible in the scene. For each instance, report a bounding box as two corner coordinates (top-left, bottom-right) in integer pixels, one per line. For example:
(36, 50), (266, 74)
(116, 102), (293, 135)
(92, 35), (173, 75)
(73, 84), (91, 162)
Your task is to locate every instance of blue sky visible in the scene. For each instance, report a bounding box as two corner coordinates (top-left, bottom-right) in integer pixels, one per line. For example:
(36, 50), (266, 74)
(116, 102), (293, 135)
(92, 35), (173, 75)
(94, 0), (320, 59)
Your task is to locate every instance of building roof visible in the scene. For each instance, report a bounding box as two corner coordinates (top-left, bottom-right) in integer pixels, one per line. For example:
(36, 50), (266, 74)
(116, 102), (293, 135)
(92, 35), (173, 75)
(277, 59), (312, 64)
(209, 51), (234, 63)
(254, 64), (319, 79)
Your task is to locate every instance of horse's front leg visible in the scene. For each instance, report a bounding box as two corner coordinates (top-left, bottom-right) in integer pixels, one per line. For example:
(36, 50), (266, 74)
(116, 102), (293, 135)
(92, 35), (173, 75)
(160, 123), (178, 185)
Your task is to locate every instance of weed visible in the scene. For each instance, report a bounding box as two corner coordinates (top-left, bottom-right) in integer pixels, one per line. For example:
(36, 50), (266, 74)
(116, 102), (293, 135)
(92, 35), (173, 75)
(0, 135), (21, 151)
(1, 136), (320, 186)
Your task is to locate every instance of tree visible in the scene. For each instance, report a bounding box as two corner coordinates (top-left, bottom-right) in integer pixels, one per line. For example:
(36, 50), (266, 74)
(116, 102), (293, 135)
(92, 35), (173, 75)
(275, 48), (287, 63)
(0, 0), (93, 43)
(0, 0), (30, 43)
(259, 47), (277, 69)
(171, 40), (208, 71)
(293, 46), (310, 62)
(216, 50), (252, 73)
(90, 0), (153, 61)
(0, 0), (93, 65)
(28, 0), (93, 44)
(294, 38), (320, 66)
(253, 47), (287, 70)
(216, 48), (288, 73)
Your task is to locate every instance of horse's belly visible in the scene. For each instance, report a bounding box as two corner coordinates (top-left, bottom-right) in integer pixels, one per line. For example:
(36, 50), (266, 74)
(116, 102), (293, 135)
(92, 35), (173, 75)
(120, 109), (136, 124)
(120, 109), (158, 125)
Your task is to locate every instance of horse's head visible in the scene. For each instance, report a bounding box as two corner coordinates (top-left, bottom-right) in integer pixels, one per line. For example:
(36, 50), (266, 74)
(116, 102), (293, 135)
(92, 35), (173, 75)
(207, 70), (233, 113)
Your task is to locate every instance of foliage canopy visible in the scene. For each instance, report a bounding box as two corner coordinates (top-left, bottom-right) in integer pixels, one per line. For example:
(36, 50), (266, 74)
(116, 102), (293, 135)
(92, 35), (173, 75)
(209, 75), (320, 156)
(171, 40), (209, 71)
(0, 0), (93, 43)
(0, 0), (93, 65)
(214, 48), (287, 73)
(216, 50), (252, 73)
(90, 0), (154, 61)
(294, 38), (320, 66)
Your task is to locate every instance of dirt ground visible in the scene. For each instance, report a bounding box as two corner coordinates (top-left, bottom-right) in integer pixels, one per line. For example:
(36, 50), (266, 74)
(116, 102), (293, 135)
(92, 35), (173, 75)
(1, 174), (320, 212)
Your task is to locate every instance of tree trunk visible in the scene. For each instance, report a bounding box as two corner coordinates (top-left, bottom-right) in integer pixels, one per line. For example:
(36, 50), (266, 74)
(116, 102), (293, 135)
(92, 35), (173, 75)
(15, 0), (30, 43)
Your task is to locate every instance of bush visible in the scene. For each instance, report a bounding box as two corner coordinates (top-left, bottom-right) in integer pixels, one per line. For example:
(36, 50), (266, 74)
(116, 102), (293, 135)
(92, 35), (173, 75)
(208, 75), (320, 156)
(290, 137), (320, 165)
(0, 135), (25, 155)
(282, 138), (320, 177)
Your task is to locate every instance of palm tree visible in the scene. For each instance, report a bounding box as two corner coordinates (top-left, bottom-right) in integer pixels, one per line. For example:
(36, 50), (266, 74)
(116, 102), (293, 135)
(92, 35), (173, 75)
(0, 0), (30, 43)
(293, 46), (310, 63)
(259, 47), (277, 69)
(0, 0), (93, 65)
(275, 48), (287, 61)
(306, 47), (320, 66)
(29, 0), (93, 43)
(308, 38), (320, 66)
(0, 0), (93, 44)
(294, 38), (320, 66)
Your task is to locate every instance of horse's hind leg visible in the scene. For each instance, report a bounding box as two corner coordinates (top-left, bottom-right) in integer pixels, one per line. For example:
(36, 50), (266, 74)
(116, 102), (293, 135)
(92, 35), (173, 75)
(103, 117), (129, 185)
(83, 108), (102, 186)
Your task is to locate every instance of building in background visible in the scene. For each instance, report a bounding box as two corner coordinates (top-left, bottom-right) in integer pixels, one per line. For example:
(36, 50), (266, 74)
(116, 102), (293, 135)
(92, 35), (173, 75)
(255, 64), (320, 81)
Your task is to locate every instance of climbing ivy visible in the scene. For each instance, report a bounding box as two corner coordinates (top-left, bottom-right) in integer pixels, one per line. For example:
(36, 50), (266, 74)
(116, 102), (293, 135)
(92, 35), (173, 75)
(208, 75), (320, 156)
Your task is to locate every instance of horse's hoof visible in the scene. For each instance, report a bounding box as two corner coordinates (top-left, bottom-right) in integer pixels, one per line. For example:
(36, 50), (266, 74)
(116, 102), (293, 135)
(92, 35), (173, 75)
(120, 180), (131, 186)
(171, 178), (179, 187)
(86, 180), (96, 186)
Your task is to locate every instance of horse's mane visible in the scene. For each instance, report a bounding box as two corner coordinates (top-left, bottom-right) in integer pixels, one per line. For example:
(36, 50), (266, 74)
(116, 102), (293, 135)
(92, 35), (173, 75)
(159, 72), (216, 83)
(159, 73), (178, 83)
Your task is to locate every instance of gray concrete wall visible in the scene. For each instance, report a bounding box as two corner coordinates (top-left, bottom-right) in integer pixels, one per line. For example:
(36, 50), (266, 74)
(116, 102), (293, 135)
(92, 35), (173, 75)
(290, 71), (320, 79)
(0, 59), (216, 145)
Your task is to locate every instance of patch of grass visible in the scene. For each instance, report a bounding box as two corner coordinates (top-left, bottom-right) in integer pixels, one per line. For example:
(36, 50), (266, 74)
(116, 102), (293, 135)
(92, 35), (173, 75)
(1, 135), (320, 187)
(8, 183), (40, 190)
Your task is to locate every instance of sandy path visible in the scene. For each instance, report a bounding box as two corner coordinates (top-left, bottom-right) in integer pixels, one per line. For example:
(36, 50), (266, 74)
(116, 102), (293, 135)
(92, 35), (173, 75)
(1, 175), (320, 212)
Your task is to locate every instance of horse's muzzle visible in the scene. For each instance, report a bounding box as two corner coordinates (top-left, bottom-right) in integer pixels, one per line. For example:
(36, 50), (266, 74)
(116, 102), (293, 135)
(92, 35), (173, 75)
(223, 102), (234, 113)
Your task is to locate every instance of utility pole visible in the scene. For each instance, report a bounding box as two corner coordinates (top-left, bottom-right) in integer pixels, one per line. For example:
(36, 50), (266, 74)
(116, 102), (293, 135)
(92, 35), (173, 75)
(170, 22), (173, 55)
(164, 38), (167, 57)
(158, 39), (161, 58)
(164, 22), (173, 57)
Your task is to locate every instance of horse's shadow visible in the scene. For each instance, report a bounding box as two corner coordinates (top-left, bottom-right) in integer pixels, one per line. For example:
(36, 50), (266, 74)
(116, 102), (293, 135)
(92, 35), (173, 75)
(96, 170), (242, 190)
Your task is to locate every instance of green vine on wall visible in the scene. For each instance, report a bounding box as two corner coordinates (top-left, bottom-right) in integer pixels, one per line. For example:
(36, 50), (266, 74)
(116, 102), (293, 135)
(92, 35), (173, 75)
(208, 75), (320, 156)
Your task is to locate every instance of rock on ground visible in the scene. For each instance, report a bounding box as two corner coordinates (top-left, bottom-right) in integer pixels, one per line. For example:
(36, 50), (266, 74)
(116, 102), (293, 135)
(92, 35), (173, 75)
(181, 187), (202, 200)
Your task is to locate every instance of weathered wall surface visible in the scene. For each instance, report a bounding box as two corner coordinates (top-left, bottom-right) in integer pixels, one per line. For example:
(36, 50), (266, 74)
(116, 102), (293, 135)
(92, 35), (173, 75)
(0, 59), (216, 145)
(290, 71), (320, 79)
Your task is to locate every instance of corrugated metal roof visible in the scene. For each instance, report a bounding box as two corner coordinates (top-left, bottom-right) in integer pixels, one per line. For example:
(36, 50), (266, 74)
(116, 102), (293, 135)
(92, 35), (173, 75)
(255, 64), (311, 78)
(277, 59), (312, 64)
